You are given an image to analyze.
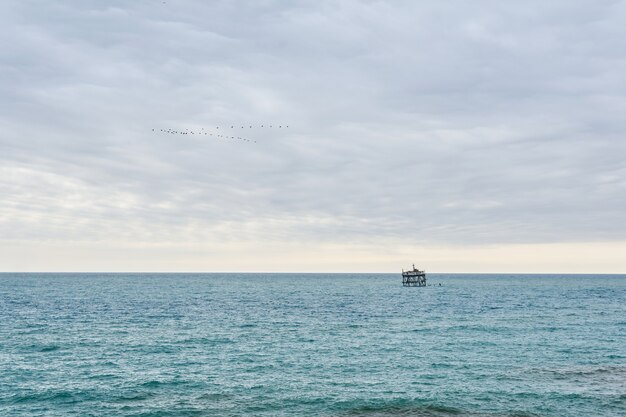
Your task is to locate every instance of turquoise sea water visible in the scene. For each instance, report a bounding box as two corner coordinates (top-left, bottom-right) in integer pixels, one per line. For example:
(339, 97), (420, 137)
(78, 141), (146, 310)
(0, 273), (624, 416)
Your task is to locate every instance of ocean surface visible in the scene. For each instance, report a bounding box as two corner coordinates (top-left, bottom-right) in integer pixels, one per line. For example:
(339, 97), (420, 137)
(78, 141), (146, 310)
(0, 273), (624, 417)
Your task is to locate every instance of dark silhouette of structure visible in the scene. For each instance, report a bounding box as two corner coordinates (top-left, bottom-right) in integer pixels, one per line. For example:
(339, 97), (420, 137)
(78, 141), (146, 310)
(402, 264), (426, 287)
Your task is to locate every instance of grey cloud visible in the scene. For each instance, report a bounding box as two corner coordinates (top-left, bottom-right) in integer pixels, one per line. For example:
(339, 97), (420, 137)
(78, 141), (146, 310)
(1, 0), (625, 249)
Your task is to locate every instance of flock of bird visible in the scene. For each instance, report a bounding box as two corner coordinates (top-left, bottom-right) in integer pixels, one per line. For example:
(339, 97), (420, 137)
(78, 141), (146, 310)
(152, 124), (289, 144)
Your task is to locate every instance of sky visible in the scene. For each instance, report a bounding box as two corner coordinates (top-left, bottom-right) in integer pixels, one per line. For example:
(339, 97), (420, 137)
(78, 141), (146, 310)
(1, 0), (625, 272)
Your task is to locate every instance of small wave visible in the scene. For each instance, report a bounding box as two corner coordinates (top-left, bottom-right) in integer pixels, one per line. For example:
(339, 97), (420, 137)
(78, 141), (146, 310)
(140, 379), (204, 389)
(128, 410), (206, 417)
(337, 399), (541, 417)
(141, 380), (166, 388)
(21, 344), (61, 352)
(39, 345), (60, 352)
(542, 364), (626, 378)
(197, 392), (234, 401)
(337, 399), (463, 416)
(115, 392), (155, 402)
(11, 390), (81, 405)
(177, 336), (234, 345)
(87, 373), (121, 380)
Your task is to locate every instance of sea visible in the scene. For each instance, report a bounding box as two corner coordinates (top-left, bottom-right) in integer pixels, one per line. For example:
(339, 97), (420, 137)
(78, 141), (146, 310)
(0, 273), (624, 416)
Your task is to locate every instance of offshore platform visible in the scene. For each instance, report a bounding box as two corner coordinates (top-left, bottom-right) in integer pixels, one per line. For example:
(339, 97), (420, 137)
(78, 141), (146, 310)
(402, 264), (426, 287)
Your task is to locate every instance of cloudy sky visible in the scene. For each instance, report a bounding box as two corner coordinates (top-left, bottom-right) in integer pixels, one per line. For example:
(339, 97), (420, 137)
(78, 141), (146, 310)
(1, 0), (625, 272)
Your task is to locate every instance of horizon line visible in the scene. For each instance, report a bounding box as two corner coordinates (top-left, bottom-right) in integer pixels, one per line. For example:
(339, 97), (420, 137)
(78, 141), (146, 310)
(1, 271), (624, 275)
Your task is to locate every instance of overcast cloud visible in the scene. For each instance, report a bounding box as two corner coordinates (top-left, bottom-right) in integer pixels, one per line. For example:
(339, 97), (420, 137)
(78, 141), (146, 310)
(1, 1), (625, 271)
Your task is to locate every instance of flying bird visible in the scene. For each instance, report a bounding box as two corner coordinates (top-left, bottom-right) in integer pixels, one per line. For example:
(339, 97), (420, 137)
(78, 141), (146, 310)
(152, 122), (291, 145)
